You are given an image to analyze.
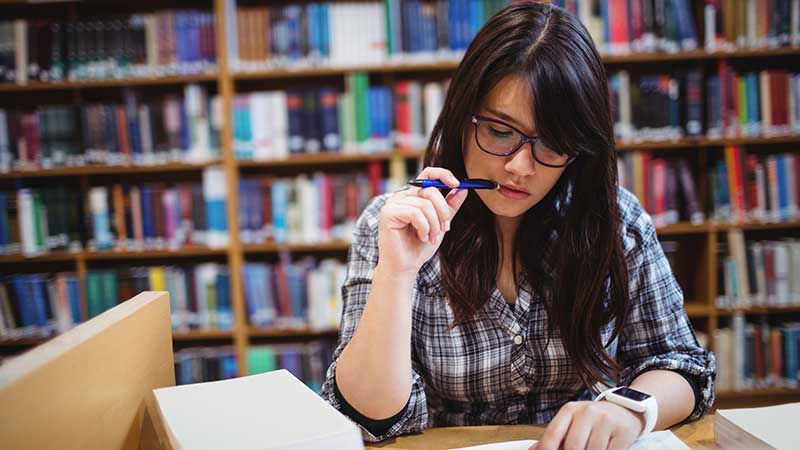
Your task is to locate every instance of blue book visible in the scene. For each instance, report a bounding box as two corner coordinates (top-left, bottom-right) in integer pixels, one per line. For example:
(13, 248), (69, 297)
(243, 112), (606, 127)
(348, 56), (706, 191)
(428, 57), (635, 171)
(303, 89), (321, 152)
(177, 14), (188, 65)
(600, 0), (609, 48)
(382, 87), (394, 140)
(469, 0), (483, 40)
(271, 180), (289, 243)
(191, 13), (202, 64)
(320, 3), (330, 58)
(124, 90), (142, 156)
(286, 265), (305, 321)
(0, 192), (8, 248)
(140, 186), (154, 240)
(402, 0), (413, 53)
(280, 348), (304, 382)
(243, 264), (258, 323)
(319, 87), (340, 151)
(674, 0), (697, 49)
(777, 155), (789, 221)
(285, 6), (303, 62)
(31, 275), (49, 329)
(746, 73), (760, 130)
(249, 180), (263, 238)
(67, 275), (81, 323)
(785, 328), (797, 383)
(287, 90), (305, 154)
(706, 76), (722, 134)
(307, 4), (319, 58)
(12, 277), (33, 328)
(237, 180), (249, 237)
(216, 270), (232, 330)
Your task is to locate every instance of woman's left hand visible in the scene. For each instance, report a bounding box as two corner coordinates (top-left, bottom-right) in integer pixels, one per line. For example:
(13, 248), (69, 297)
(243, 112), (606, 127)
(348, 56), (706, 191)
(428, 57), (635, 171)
(531, 400), (645, 450)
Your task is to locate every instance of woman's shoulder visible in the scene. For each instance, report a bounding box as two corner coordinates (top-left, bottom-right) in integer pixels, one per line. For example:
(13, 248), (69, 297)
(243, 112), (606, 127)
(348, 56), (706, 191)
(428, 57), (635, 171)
(616, 186), (657, 257)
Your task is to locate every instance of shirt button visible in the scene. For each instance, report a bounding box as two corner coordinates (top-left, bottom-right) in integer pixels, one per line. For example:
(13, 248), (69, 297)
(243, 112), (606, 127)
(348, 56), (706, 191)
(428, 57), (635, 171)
(513, 335), (523, 345)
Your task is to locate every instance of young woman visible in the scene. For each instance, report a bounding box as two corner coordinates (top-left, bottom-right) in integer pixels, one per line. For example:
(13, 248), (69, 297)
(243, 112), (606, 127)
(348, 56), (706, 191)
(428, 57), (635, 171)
(320, 3), (715, 450)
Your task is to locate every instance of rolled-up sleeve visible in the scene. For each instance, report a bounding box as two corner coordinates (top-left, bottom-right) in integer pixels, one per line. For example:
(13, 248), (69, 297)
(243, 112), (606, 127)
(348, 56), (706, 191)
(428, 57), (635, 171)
(319, 194), (429, 442)
(616, 189), (716, 421)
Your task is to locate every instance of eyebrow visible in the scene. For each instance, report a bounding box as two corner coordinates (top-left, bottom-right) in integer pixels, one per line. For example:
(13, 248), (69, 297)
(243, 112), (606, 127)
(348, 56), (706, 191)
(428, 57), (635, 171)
(484, 107), (536, 136)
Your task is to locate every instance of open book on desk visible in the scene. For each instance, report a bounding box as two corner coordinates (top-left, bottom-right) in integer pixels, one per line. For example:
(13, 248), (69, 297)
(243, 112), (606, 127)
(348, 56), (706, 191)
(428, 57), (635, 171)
(450, 430), (691, 450)
(151, 369), (364, 450)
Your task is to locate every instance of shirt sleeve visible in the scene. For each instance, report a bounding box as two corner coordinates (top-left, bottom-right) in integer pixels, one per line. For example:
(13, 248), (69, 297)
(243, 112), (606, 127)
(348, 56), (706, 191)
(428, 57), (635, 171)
(319, 194), (429, 442)
(616, 191), (716, 422)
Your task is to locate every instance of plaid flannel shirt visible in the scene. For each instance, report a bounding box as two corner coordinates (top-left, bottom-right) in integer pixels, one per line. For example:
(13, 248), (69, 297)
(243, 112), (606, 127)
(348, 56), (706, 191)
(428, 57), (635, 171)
(320, 187), (716, 442)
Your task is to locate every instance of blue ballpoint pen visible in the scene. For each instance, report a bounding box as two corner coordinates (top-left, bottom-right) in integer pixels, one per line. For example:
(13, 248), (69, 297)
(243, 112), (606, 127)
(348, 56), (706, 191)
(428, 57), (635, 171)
(408, 178), (499, 190)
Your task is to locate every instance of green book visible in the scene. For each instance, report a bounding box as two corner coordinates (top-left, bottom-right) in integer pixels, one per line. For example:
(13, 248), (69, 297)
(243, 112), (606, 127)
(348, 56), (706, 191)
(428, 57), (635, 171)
(384, 0), (394, 56)
(206, 282), (217, 329)
(86, 272), (103, 318)
(738, 76), (747, 129)
(102, 270), (118, 312)
(31, 191), (45, 252)
(338, 92), (356, 152)
(356, 73), (370, 149)
(247, 346), (276, 375)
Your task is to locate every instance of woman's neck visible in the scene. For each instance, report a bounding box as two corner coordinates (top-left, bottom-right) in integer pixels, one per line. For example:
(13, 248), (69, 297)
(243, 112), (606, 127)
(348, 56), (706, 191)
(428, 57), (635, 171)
(495, 215), (521, 254)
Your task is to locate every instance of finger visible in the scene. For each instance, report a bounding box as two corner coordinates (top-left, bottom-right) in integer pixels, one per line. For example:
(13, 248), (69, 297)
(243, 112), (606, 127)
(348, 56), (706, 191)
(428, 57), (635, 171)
(537, 407), (574, 450)
(417, 166), (460, 188)
(563, 409), (594, 450)
(419, 187), (452, 231)
(399, 196), (442, 242)
(585, 422), (612, 450)
(445, 188), (469, 215)
(389, 204), (431, 242)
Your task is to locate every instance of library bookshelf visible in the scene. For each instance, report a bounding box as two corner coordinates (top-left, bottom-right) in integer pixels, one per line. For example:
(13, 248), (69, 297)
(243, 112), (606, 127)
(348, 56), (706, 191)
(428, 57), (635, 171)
(0, 0), (799, 408)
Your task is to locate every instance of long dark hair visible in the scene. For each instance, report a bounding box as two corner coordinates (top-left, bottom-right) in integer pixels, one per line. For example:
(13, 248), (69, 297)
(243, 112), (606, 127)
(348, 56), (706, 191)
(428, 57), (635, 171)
(425, 2), (630, 390)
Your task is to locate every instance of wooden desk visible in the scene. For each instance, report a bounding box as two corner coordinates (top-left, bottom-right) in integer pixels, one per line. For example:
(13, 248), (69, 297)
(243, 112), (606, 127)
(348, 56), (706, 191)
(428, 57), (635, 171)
(365, 415), (718, 449)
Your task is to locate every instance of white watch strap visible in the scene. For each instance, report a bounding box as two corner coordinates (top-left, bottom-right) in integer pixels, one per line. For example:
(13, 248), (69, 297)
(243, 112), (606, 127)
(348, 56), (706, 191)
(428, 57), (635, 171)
(594, 387), (658, 438)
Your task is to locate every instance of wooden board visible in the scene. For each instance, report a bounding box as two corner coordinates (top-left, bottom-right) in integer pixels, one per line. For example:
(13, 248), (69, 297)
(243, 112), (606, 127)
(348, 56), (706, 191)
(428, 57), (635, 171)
(0, 291), (175, 450)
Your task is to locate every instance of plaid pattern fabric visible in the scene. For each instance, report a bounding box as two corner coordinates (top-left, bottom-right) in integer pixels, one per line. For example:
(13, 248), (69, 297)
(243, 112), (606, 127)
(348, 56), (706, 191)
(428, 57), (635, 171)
(320, 187), (716, 442)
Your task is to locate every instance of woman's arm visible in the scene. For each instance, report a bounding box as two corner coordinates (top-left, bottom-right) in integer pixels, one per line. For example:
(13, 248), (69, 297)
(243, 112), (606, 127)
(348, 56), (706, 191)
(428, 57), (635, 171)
(630, 369), (694, 431)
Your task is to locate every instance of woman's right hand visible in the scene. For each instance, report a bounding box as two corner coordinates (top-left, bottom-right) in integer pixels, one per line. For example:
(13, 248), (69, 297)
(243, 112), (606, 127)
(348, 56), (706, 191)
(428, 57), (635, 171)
(377, 167), (469, 276)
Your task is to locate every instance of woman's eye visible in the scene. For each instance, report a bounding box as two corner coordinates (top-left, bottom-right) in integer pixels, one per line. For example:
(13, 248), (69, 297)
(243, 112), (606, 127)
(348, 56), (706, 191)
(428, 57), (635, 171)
(488, 126), (513, 138)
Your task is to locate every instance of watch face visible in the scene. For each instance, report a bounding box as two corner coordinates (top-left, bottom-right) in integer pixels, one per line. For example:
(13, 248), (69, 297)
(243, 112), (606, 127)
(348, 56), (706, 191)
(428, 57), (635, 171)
(614, 387), (651, 402)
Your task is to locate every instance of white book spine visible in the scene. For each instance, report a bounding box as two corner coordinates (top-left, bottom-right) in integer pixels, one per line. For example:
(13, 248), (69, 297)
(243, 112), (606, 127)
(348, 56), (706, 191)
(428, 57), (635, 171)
(786, 155), (797, 220)
(271, 91), (289, 160)
(251, 92), (272, 161)
(138, 105), (155, 164)
(775, 243), (790, 305)
(89, 187), (113, 250)
(185, 84), (211, 162)
(793, 0), (800, 46)
(14, 20), (27, 84)
(619, 71), (632, 141)
(423, 82), (443, 140)
(704, 5), (716, 51)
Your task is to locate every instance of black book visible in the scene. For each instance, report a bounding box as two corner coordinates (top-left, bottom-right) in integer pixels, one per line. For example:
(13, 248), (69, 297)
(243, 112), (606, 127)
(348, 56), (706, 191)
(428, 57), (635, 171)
(303, 89), (321, 153)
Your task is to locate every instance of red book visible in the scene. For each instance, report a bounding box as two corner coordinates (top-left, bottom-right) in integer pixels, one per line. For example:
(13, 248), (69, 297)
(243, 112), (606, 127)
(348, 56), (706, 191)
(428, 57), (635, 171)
(273, 255), (293, 319)
(367, 160), (383, 198)
(640, 152), (652, 213)
(653, 159), (666, 225)
(770, 329), (783, 380)
(115, 105), (130, 159)
(753, 326), (764, 382)
(394, 81), (410, 148)
(21, 112), (40, 167)
(178, 184), (193, 246)
(345, 180), (360, 222)
(795, 154), (800, 215)
(732, 145), (746, 223)
(771, 71), (789, 128)
(629, 0), (644, 47)
(609, 0), (629, 53)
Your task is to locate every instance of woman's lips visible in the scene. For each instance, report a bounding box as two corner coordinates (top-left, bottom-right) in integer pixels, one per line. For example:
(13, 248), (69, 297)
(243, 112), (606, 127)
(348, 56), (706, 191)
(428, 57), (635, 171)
(498, 184), (531, 200)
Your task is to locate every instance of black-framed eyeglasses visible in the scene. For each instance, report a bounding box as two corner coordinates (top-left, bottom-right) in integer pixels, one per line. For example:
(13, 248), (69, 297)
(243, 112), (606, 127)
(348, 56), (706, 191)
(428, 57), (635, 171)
(471, 114), (575, 168)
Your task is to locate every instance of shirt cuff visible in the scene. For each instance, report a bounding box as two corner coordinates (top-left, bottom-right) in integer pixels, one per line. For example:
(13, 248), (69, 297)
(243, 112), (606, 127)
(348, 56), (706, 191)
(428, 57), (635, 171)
(333, 374), (409, 437)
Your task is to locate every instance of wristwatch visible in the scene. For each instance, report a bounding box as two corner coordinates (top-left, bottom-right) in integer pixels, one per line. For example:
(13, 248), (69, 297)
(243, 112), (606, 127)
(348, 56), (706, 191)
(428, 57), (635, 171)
(594, 386), (658, 437)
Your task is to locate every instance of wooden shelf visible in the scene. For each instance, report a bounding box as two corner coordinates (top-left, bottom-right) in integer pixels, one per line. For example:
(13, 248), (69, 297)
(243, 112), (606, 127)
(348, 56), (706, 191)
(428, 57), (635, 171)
(82, 247), (228, 261)
(716, 305), (800, 315)
(0, 251), (78, 264)
(656, 222), (712, 235)
(0, 74), (218, 92)
(172, 330), (233, 341)
(248, 326), (339, 338)
(243, 240), (351, 253)
(616, 133), (800, 151)
(716, 387), (800, 399)
(735, 220), (800, 231)
(684, 303), (711, 317)
(237, 149), (423, 168)
(231, 47), (800, 81)
(0, 160), (222, 179)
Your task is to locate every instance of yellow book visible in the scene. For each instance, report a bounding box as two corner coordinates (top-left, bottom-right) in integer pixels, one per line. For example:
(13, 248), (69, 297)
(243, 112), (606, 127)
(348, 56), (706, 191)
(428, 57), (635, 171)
(149, 267), (166, 292)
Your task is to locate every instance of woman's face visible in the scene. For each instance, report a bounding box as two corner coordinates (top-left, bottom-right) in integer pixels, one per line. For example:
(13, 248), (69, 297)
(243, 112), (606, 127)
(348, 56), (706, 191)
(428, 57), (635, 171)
(463, 75), (567, 220)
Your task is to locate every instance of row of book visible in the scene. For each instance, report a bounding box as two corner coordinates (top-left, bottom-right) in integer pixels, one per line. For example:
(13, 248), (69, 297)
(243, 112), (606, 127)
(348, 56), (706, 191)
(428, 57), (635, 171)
(617, 154), (704, 226)
(0, 273), (81, 338)
(233, 75), (445, 160)
(0, 85), (221, 171)
(0, 264), (234, 338)
(555, 0), (700, 54)
(608, 68), (800, 142)
(174, 346), (239, 386)
(0, 12), (217, 84)
(238, 161), (410, 245)
(714, 315), (800, 391)
(247, 342), (336, 393)
(226, 0), (509, 70)
(717, 234), (800, 308)
(710, 148), (799, 224)
(709, 64), (800, 138)
(704, 0), (800, 52)
(244, 257), (345, 330)
(0, 166), (229, 257)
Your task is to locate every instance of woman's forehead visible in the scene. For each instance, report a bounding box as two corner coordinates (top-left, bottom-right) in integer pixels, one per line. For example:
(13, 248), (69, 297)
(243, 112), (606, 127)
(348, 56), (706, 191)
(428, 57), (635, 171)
(482, 75), (535, 134)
